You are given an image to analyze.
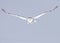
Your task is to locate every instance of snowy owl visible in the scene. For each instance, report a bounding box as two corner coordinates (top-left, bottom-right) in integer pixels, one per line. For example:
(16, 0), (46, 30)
(1, 6), (58, 24)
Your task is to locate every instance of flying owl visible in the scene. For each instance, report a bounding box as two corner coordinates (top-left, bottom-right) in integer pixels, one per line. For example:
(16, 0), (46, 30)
(1, 6), (58, 24)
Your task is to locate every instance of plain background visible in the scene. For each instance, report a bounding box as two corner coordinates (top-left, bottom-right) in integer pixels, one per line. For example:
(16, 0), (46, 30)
(0, 0), (60, 43)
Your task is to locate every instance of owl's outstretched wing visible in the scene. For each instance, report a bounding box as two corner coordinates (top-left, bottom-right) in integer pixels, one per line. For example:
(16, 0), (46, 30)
(1, 9), (27, 20)
(9, 14), (27, 20)
(34, 6), (58, 19)
(34, 13), (46, 19)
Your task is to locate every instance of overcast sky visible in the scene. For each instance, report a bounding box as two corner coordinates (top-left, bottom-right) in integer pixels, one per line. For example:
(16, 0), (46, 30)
(0, 0), (60, 43)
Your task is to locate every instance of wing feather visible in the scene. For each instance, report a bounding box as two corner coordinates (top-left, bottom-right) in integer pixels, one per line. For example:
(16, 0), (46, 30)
(1, 9), (27, 20)
(34, 6), (58, 19)
(1, 9), (7, 13)
(9, 14), (27, 20)
(34, 13), (46, 19)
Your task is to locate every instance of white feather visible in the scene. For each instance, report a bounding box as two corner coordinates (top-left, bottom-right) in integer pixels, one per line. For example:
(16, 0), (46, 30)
(9, 14), (27, 20)
(34, 13), (46, 19)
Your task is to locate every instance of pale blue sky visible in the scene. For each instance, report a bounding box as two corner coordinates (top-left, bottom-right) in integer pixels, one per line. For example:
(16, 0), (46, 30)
(0, 0), (60, 43)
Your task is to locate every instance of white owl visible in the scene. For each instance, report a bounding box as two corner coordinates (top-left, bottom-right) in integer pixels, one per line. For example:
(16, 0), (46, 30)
(1, 6), (58, 24)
